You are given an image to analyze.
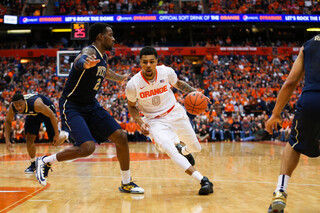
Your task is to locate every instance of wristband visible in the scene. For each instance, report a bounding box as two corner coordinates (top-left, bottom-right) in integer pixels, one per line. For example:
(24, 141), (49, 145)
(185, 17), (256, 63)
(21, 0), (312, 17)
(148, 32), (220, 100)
(74, 55), (88, 70)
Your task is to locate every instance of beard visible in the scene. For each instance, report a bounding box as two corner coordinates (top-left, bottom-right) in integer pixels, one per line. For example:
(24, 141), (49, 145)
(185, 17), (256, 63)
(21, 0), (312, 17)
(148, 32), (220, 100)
(105, 42), (114, 51)
(105, 45), (112, 51)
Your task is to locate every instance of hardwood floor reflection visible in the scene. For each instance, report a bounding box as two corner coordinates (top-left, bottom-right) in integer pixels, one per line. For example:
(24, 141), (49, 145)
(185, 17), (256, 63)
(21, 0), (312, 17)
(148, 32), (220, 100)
(0, 141), (319, 213)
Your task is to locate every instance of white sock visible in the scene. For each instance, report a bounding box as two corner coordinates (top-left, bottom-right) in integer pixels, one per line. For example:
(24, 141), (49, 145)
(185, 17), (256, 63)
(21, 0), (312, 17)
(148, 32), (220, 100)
(30, 157), (36, 163)
(181, 146), (190, 156)
(191, 171), (203, 182)
(275, 174), (290, 193)
(121, 170), (131, 184)
(43, 154), (57, 163)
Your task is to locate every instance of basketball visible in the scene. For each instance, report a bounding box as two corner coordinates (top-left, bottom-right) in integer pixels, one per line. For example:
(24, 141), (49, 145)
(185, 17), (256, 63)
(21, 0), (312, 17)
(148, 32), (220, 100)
(184, 92), (208, 115)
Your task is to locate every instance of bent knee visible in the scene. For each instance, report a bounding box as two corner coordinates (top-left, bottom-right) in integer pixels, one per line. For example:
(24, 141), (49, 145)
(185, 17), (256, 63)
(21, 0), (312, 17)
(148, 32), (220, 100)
(79, 141), (96, 157)
(112, 130), (128, 145)
(160, 144), (179, 158)
(190, 143), (201, 153)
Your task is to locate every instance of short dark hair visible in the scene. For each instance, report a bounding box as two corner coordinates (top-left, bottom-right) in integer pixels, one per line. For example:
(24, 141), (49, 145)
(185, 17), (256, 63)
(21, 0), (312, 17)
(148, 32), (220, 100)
(89, 23), (112, 43)
(12, 93), (24, 102)
(139, 46), (158, 59)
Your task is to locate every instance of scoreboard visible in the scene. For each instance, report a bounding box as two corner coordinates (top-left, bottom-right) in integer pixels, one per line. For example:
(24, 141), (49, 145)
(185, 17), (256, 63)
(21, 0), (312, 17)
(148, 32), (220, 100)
(71, 22), (89, 40)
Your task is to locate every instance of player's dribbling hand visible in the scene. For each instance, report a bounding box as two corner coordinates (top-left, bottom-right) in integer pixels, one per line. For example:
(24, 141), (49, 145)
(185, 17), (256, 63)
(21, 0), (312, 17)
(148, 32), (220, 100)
(197, 89), (212, 105)
(6, 141), (14, 154)
(84, 54), (100, 69)
(140, 123), (150, 136)
(204, 95), (212, 105)
(266, 114), (282, 134)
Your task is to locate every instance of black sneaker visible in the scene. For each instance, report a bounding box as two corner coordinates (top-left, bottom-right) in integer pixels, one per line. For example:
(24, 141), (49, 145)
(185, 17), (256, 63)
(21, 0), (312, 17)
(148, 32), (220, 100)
(176, 144), (195, 166)
(25, 161), (36, 174)
(199, 176), (214, 195)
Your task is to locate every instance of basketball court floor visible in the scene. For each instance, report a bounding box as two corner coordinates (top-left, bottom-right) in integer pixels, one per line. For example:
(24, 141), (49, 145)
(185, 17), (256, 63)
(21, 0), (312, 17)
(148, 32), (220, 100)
(0, 141), (319, 213)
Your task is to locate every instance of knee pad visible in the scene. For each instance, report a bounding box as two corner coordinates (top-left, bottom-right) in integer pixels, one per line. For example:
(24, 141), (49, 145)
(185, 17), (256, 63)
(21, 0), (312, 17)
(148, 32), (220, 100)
(169, 152), (191, 171)
(159, 143), (190, 171)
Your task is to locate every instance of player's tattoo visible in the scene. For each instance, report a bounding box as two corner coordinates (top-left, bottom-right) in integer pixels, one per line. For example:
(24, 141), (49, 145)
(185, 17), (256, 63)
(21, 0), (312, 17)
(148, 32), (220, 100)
(105, 68), (126, 82)
(82, 47), (96, 55)
(175, 80), (197, 93)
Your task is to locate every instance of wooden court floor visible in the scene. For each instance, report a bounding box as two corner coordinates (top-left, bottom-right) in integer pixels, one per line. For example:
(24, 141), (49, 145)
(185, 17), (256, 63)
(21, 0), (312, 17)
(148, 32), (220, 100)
(0, 141), (319, 213)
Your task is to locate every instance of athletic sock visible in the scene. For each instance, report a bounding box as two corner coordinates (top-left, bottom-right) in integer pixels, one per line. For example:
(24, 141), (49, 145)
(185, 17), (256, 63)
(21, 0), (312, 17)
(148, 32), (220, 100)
(30, 157), (36, 163)
(121, 170), (131, 184)
(191, 171), (203, 182)
(43, 154), (57, 163)
(275, 174), (290, 193)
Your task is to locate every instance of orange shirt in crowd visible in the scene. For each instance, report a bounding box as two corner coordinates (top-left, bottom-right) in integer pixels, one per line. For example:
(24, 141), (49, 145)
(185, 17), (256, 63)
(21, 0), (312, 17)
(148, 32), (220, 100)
(224, 103), (234, 112)
(126, 122), (137, 134)
(282, 120), (292, 129)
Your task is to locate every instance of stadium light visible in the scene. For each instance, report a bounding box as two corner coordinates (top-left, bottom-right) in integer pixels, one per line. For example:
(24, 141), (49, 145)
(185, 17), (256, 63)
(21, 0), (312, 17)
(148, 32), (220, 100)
(306, 28), (320, 32)
(52, 29), (72, 33)
(20, 59), (32, 63)
(7, 29), (31, 34)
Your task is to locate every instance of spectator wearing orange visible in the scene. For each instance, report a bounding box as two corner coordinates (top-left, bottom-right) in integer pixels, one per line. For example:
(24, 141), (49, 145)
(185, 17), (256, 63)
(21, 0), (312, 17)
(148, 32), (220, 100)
(224, 99), (234, 116)
(280, 117), (292, 142)
(126, 117), (137, 142)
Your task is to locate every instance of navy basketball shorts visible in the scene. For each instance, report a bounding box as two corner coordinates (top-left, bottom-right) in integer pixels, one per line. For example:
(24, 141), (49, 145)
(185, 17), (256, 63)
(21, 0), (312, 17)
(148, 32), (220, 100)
(59, 98), (121, 146)
(289, 91), (320, 157)
(25, 113), (55, 141)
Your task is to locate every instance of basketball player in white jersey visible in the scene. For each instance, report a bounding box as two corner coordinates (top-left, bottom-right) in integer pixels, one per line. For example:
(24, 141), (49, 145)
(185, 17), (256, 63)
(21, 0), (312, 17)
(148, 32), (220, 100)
(125, 46), (213, 195)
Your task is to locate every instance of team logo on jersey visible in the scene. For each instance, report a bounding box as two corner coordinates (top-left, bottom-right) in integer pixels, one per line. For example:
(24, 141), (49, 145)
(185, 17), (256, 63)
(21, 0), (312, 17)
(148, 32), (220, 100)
(160, 79), (164, 83)
(152, 96), (161, 106)
(139, 85), (168, 98)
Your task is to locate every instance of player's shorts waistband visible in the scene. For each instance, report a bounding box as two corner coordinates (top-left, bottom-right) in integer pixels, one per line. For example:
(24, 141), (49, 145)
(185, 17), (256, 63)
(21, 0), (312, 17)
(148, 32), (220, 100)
(154, 105), (175, 119)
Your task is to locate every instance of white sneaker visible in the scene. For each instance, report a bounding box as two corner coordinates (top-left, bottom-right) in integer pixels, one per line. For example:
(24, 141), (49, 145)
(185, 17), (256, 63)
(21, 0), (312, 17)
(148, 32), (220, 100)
(35, 156), (52, 186)
(119, 181), (145, 194)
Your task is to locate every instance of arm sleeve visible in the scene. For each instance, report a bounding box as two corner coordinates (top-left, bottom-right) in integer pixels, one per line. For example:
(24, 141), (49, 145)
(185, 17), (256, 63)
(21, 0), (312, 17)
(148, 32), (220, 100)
(125, 80), (137, 102)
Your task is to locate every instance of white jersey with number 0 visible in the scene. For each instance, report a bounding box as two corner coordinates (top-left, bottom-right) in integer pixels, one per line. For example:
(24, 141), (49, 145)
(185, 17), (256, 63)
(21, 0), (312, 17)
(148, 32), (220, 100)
(125, 65), (178, 118)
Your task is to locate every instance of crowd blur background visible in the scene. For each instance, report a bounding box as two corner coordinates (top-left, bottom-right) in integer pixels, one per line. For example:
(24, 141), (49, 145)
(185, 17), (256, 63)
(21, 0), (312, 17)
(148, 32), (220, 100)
(0, 0), (319, 143)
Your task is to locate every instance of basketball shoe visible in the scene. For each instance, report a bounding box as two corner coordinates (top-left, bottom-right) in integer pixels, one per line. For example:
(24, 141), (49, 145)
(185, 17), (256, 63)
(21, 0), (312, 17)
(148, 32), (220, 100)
(199, 176), (214, 195)
(267, 190), (287, 213)
(119, 181), (144, 194)
(35, 156), (52, 186)
(25, 161), (36, 174)
(176, 144), (195, 166)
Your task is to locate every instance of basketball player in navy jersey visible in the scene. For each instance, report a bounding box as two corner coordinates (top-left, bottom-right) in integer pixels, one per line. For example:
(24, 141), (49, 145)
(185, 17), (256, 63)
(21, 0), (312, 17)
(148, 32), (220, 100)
(5, 93), (67, 173)
(266, 35), (320, 212)
(35, 23), (144, 193)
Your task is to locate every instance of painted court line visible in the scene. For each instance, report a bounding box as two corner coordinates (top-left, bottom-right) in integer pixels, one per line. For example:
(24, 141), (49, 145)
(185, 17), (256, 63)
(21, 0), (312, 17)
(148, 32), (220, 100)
(0, 185), (49, 213)
(2, 174), (320, 187)
(33, 174), (320, 187)
(0, 191), (26, 193)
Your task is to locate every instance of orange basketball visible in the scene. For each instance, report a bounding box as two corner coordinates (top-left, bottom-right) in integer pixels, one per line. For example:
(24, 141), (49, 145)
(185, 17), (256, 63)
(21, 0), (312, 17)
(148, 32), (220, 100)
(184, 92), (208, 115)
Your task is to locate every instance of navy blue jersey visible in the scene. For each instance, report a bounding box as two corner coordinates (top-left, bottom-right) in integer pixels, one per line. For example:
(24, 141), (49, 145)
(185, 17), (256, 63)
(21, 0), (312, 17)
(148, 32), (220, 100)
(12, 94), (55, 116)
(62, 45), (107, 103)
(302, 34), (320, 92)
